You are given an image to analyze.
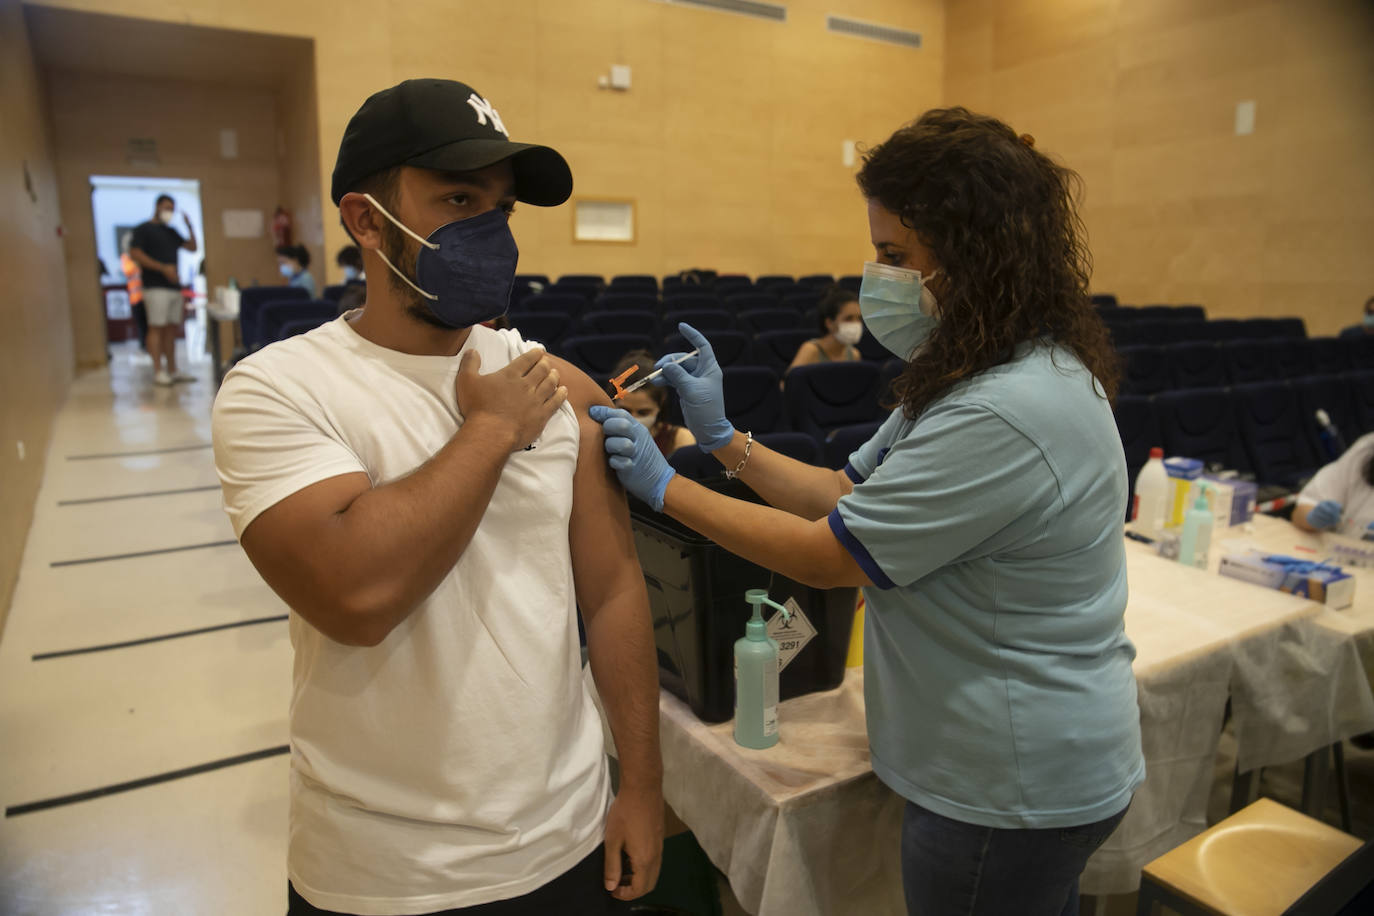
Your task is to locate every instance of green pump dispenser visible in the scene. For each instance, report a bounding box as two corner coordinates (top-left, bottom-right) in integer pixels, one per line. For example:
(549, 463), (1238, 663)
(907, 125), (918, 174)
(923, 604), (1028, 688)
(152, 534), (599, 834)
(734, 590), (792, 749)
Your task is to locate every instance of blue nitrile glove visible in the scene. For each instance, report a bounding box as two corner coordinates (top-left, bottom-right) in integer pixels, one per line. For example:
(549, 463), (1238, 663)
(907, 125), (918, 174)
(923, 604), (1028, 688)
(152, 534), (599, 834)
(589, 405), (676, 512)
(1307, 499), (1343, 530)
(655, 323), (734, 452)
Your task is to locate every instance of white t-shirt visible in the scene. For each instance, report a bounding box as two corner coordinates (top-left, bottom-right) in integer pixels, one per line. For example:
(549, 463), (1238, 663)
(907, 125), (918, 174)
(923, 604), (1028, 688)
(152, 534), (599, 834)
(212, 316), (611, 915)
(1297, 432), (1374, 539)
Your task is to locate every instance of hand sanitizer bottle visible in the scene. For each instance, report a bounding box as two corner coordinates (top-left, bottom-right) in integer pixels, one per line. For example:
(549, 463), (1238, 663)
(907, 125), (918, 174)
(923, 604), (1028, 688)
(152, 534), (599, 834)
(734, 590), (791, 749)
(1178, 483), (1214, 570)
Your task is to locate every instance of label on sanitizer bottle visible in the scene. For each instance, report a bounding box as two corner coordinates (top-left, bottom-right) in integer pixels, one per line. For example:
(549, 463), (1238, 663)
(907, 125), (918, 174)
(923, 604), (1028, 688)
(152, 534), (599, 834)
(762, 655), (779, 736)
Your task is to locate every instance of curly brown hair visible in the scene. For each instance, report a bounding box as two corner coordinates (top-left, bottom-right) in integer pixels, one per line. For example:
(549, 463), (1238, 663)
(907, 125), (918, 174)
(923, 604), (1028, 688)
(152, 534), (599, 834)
(856, 107), (1119, 418)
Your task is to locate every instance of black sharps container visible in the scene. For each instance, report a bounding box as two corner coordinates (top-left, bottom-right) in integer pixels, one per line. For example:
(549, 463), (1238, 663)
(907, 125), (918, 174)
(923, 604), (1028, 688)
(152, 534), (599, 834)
(629, 478), (859, 724)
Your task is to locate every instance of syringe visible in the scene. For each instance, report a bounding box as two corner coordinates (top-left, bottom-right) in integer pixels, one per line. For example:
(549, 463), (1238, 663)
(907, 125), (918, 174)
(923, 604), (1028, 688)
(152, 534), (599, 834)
(611, 349), (701, 398)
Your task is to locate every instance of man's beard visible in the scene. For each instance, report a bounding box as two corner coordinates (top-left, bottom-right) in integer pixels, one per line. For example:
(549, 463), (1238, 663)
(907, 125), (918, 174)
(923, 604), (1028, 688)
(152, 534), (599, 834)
(379, 219), (453, 330)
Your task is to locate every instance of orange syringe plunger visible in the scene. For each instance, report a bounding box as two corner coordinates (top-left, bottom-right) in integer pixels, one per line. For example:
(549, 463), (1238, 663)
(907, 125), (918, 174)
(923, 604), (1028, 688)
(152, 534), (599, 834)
(609, 366), (638, 400)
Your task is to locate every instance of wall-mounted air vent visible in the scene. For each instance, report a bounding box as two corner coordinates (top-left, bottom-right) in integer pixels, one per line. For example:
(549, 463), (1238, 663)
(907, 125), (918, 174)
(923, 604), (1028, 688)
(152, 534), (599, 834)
(661, 0), (787, 24)
(826, 15), (921, 49)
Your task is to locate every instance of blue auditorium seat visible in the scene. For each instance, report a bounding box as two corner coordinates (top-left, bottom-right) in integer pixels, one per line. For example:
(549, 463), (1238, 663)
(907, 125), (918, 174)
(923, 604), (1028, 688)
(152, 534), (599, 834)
(512, 292), (588, 318)
(238, 285), (310, 351)
(722, 366), (786, 433)
(560, 334), (654, 377)
(781, 288), (825, 310)
(668, 446), (721, 480)
(856, 329), (892, 362)
(609, 274), (657, 292)
(1107, 323), (1146, 347)
(724, 292), (780, 313)
(1166, 342), (1226, 389)
(878, 358), (904, 398)
(1165, 320), (1210, 344)
(1202, 319), (1246, 340)
(558, 274), (604, 287)
(736, 309), (802, 335)
(1173, 305), (1206, 322)
(1154, 388), (1250, 472)
(1126, 322), (1178, 346)
(1091, 294), (1119, 307)
(757, 432), (821, 465)
(837, 275), (863, 292)
(1219, 339), (1277, 384)
(662, 292), (720, 312)
(784, 362), (884, 443)
(1293, 374), (1359, 459)
(1113, 394), (1163, 521)
(664, 330), (751, 368)
(321, 284), (348, 304)
(1272, 317), (1307, 338)
(1310, 337), (1353, 375)
(755, 275), (794, 291)
(798, 274), (835, 287)
(714, 275), (752, 294)
(1346, 370), (1374, 434)
(514, 273), (550, 286)
(276, 316), (332, 340)
(1118, 346), (1171, 395)
(751, 330), (814, 373)
(508, 312), (573, 353)
(1136, 306), (1181, 321)
(824, 420), (884, 470)
(1232, 381), (1320, 488)
(596, 292), (658, 313)
(662, 310), (733, 340)
(581, 310), (658, 340)
(1271, 338), (1315, 379)
(1346, 336), (1374, 370)
(259, 300), (337, 343)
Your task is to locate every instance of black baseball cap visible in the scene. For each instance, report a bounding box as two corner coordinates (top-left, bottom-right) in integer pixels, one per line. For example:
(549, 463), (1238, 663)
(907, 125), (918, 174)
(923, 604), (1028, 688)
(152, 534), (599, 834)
(330, 79), (572, 207)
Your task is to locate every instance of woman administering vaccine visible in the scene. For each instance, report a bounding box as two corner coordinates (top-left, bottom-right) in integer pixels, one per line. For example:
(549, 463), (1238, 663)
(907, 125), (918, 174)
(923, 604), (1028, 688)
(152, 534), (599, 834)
(590, 108), (1144, 916)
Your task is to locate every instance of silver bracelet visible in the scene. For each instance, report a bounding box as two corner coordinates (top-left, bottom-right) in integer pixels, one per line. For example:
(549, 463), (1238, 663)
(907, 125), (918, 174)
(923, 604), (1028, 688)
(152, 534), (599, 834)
(725, 431), (753, 479)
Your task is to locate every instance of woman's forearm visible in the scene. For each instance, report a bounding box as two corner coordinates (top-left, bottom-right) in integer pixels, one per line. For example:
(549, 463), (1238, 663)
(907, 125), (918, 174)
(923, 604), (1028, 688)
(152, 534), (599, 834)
(707, 430), (851, 521)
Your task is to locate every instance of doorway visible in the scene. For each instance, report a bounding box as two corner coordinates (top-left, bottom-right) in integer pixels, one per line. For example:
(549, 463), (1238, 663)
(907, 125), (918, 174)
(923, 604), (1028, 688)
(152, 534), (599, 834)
(90, 175), (207, 363)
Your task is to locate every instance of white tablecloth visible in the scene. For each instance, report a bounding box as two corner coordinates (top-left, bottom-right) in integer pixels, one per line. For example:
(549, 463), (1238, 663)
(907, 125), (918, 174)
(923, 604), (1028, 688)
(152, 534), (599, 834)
(592, 519), (1374, 912)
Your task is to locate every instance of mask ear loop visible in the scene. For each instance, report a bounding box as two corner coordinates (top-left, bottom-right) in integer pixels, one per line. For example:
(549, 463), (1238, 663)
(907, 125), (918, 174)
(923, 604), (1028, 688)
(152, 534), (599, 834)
(363, 193), (439, 301)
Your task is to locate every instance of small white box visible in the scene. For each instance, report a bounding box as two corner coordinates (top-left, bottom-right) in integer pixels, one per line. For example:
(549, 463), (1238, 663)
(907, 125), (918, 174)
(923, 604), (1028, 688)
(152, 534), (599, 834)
(610, 65), (632, 90)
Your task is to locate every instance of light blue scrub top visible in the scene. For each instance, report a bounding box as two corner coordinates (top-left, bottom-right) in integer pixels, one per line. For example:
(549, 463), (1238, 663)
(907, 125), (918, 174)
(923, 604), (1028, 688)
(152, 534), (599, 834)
(289, 269), (316, 298)
(829, 342), (1145, 829)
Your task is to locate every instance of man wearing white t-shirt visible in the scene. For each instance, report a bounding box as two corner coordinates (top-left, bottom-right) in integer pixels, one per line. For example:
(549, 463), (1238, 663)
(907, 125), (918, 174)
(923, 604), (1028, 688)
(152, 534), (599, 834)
(212, 79), (662, 915)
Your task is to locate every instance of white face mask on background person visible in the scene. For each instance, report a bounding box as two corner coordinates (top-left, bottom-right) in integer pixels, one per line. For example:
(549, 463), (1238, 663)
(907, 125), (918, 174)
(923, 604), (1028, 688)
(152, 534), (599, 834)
(858, 261), (941, 359)
(158, 209), (176, 225)
(834, 322), (863, 347)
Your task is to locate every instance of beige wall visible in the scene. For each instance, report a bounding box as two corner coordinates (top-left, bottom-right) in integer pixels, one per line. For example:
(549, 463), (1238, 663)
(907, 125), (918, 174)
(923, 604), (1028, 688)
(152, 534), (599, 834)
(26, 0), (945, 288)
(0, 0), (75, 633)
(277, 47), (324, 288)
(46, 72), (288, 367)
(945, 0), (1374, 336)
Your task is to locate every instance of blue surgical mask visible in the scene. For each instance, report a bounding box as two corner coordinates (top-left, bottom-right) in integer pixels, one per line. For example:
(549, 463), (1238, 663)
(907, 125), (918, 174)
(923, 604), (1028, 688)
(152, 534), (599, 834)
(858, 261), (940, 359)
(342, 266), (360, 282)
(279, 263), (294, 279)
(1364, 313), (1374, 328)
(365, 193), (518, 329)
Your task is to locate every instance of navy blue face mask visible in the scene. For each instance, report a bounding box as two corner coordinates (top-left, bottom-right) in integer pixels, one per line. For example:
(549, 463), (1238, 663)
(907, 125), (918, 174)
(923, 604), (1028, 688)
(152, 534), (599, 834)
(365, 193), (518, 328)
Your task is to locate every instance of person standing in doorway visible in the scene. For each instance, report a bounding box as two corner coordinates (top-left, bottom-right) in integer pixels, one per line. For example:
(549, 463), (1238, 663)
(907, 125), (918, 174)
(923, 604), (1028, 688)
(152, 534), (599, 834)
(128, 194), (198, 385)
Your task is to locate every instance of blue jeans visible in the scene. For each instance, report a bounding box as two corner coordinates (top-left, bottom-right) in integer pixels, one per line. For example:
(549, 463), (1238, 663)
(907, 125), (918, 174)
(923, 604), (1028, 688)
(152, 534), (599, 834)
(900, 800), (1129, 916)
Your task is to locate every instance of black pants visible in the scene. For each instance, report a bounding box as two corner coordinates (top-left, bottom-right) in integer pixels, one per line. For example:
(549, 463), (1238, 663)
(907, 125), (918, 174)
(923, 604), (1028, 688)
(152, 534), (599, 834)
(286, 846), (628, 916)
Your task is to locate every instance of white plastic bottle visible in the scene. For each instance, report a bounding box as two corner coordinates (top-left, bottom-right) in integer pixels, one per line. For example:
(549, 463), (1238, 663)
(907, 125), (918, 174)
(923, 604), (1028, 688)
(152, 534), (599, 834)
(1132, 447), (1169, 538)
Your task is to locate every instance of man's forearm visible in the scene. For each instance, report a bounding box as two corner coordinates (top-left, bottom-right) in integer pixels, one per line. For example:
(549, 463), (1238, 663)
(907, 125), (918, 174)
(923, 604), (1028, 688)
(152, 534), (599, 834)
(585, 584), (662, 791)
(313, 415), (519, 640)
(128, 248), (169, 272)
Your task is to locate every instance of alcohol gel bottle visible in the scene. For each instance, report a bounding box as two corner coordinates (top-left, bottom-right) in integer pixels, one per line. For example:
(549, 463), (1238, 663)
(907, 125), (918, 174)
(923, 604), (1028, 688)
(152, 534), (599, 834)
(1178, 483), (1214, 570)
(1132, 447), (1169, 538)
(734, 590), (791, 749)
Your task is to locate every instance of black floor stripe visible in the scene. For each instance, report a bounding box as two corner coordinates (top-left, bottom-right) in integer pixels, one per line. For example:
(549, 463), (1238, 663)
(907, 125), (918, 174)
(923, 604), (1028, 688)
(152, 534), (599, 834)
(57, 484), (221, 506)
(5, 746), (290, 817)
(50, 539), (237, 568)
(66, 444), (211, 461)
(32, 614), (287, 660)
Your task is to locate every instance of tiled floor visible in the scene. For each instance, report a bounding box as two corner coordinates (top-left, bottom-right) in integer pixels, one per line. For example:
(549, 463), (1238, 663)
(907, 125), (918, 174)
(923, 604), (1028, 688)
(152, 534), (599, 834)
(0, 340), (291, 916)
(1, 340), (1369, 916)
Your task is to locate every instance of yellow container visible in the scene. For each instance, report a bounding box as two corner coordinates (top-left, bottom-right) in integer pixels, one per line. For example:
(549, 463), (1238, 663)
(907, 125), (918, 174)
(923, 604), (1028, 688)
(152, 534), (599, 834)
(846, 594), (865, 667)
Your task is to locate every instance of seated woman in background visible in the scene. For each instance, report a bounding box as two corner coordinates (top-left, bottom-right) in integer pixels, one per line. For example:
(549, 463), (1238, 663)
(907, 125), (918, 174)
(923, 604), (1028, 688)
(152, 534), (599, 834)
(1293, 431), (1374, 539)
(787, 286), (865, 371)
(607, 351), (695, 457)
(276, 244), (316, 297)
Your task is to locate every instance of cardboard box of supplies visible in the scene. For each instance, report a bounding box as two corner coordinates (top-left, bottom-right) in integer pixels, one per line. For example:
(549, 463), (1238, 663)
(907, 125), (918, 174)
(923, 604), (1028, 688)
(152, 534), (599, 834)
(1218, 551), (1354, 609)
(1195, 476), (1257, 529)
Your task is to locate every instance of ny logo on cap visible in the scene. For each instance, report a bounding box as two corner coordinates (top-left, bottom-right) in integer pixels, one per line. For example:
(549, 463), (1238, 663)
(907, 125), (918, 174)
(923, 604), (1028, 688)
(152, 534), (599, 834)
(466, 93), (508, 138)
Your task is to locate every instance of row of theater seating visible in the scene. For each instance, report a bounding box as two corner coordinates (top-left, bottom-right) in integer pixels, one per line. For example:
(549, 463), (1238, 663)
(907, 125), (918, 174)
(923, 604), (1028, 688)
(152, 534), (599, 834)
(1115, 372), (1374, 507)
(1120, 337), (1374, 394)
